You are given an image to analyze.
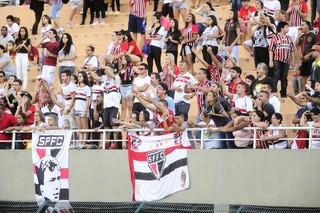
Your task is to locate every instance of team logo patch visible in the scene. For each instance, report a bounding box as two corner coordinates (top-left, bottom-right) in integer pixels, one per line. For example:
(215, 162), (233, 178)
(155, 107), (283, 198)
(308, 36), (313, 42)
(147, 150), (166, 180)
(131, 136), (142, 151)
(314, 28), (319, 35)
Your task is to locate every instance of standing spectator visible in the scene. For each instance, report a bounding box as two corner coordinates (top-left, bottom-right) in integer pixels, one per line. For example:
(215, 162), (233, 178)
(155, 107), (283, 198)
(181, 13), (198, 75)
(128, 0), (148, 48)
(74, 71), (91, 146)
(269, 21), (295, 98)
(36, 29), (59, 84)
(172, 60), (197, 120)
(132, 63), (151, 112)
(195, 2), (217, 37)
(146, 14), (165, 75)
(15, 92), (35, 126)
(252, 14), (276, 77)
(89, 72), (103, 137)
(30, 0), (44, 35)
(14, 27), (31, 91)
(0, 26), (14, 47)
(6, 41), (16, 66)
(311, 0), (320, 23)
(221, 9), (241, 61)
(238, 0), (256, 39)
(40, 15), (52, 67)
(118, 55), (137, 121)
(50, 0), (64, 33)
(199, 15), (219, 65)
(232, 82), (253, 115)
(67, 0), (83, 26)
(92, 0), (106, 25)
(0, 44), (16, 78)
(286, 0), (308, 28)
(261, 113), (288, 149)
(172, 0), (187, 23)
(154, 82), (175, 114)
(248, 62), (275, 97)
(296, 20), (318, 89)
(162, 0), (173, 19)
(58, 33), (77, 83)
(164, 18), (181, 64)
(5, 15), (20, 39)
(92, 91), (104, 148)
(28, 45), (40, 66)
(7, 79), (22, 115)
(161, 53), (180, 99)
(82, 45), (99, 72)
(81, 0), (95, 25)
(261, 82), (280, 113)
(0, 104), (17, 149)
(111, 0), (120, 14)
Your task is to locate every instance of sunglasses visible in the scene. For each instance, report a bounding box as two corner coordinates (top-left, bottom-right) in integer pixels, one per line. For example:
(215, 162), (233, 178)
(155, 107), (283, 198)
(138, 68), (145, 70)
(0, 75), (4, 77)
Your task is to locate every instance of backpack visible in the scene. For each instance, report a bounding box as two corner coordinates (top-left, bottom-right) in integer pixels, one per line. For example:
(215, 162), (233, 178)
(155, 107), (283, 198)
(62, 0), (69, 4)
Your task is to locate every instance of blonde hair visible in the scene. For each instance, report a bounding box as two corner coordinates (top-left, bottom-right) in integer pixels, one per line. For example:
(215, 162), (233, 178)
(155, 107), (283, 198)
(165, 53), (175, 66)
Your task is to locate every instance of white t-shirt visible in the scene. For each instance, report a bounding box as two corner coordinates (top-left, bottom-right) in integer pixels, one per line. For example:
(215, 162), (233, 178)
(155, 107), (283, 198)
(307, 121), (320, 149)
(58, 44), (76, 67)
(133, 75), (151, 103)
(233, 95), (253, 114)
(75, 85), (91, 111)
(268, 124), (288, 149)
(0, 34), (14, 47)
(172, 72), (198, 104)
(101, 75), (121, 108)
(269, 95), (280, 113)
(61, 81), (77, 110)
(41, 24), (52, 43)
(82, 55), (98, 69)
(262, 0), (281, 17)
(202, 26), (219, 47)
(90, 84), (104, 109)
(149, 26), (165, 48)
(6, 23), (19, 37)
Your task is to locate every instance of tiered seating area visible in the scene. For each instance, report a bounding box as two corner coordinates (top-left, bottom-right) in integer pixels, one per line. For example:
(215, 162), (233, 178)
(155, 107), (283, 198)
(0, 0), (307, 132)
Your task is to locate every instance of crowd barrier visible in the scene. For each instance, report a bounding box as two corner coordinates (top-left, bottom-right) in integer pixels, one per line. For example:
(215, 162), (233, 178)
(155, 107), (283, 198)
(1, 126), (317, 150)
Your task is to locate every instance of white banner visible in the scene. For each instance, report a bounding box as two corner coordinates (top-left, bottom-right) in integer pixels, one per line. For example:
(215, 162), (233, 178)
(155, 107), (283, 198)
(128, 131), (190, 201)
(32, 131), (72, 211)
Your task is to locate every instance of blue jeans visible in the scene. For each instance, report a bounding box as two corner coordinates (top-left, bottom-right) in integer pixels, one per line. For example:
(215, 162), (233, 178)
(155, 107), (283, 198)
(175, 101), (190, 121)
(273, 61), (289, 97)
(218, 131), (236, 149)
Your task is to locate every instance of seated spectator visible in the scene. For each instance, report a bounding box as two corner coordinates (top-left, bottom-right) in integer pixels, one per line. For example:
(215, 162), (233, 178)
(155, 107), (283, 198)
(5, 15), (20, 38)
(0, 44), (16, 77)
(28, 45), (40, 66)
(0, 26), (14, 47)
(6, 41), (16, 66)
(15, 92), (35, 126)
(254, 90), (275, 123)
(123, 30), (144, 63)
(22, 110), (47, 131)
(261, 82), (281, 113)
(195, 2), (217, 36)
(0, 103), (17, 149)
(4, 112), (30, 149)
(132, 110), (156, 136)
(0, 71), (7, 98)
(299, 108), (320, 149)
(153, 82), (175, 114)
(261, 113), (288, 149)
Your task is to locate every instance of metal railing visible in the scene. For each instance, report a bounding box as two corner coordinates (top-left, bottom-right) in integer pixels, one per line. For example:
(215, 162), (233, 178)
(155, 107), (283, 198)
(1, 125), (318, 150)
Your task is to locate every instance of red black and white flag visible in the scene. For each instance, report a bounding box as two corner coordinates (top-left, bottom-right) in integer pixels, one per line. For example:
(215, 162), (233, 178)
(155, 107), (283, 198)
(32, 132), (72, 212)
(128, 130), (191, 201)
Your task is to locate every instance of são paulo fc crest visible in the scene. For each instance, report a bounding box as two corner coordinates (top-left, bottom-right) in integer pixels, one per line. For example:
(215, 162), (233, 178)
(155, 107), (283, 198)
(147, 150), (166, 180)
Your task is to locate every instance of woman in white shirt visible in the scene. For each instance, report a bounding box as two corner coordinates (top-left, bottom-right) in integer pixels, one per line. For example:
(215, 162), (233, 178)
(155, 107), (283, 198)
(40, 15), (52, 67)
(199, 15), (220, 65)
(261, 113), (288, 149)
(146, 14), (165, 75)
(58, 33), (77, 83)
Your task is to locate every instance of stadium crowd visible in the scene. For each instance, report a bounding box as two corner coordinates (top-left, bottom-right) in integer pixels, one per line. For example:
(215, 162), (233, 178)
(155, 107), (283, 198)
(0, 0), (319, 150)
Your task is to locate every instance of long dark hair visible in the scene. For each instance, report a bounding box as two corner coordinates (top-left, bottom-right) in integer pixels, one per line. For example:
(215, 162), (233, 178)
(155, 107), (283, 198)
(59, 33), (74, 55)
(18, 27), (28, 39)
(42, 15), (52, 26)
(151, 14), (161, 33)
(124, 30), (133, 42)
(121, 54), (132, 69)
(207, 15), (217, 28)
(205, 2), (215, 12)
(78, 71), (89, 86)
(170, 18), (179, 32)
(185, 13), (196, 28)
(228, 9), (238, 22)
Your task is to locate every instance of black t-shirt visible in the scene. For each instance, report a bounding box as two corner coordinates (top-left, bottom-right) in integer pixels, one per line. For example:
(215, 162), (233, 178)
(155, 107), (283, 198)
(224, 20), (240, 46)
(166, 30), (181, 52)
(298, 32), (318, 57)
(262, 103), (275, 123)
(249, 77), (276, 97)
(15, 38), (31, 54)
(206, 103), (231, 127)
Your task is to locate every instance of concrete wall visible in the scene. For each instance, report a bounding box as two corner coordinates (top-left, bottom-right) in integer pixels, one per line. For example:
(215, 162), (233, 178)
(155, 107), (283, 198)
(0, 150), (319, 207)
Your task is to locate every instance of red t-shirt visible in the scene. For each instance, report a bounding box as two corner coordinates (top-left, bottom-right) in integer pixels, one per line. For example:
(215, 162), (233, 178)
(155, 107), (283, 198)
(41, 41), (59, 66)
(154, 109), (176, 135)
(0, 113), (17, 142)
(128, 40), (144, 57)
(28, 46), (40, 65)
(26, 105), (36, 125)
(120, 41), (129, 53)
(239, 6), (256, 22)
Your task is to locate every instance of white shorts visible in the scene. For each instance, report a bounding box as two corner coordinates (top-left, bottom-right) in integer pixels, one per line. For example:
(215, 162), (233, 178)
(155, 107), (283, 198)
(243, 39), (253, 48)
(71, 0), (83, 10)
(42, 65), (56, 84)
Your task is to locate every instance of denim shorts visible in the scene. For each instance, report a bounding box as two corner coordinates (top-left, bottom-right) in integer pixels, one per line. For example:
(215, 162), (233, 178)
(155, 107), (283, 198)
(74, 110), (89, 118)
(50, 1), (63, 18)
(120, 85), (132, 99)
(173, 1), (187, 10)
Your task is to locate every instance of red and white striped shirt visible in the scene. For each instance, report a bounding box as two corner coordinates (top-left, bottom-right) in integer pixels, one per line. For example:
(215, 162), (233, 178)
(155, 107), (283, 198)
(269, 34), (295, 64)
(162, 65), (180, 90)
(130, 0), (147, 18)
(287, 2), (308, 27)
(182, 24), (198, 46)
(194, 80), (211, 113)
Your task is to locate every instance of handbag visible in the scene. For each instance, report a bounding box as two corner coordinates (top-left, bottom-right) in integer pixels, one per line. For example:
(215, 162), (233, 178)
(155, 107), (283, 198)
(141, 40), (151, 55)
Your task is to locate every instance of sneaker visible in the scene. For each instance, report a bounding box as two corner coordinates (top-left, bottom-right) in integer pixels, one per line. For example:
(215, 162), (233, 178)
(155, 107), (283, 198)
(114, 11), (121, 15)
(100, 22), (106, 25)
(91, 22), (99, 26)
(109, 11), (114, 15)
